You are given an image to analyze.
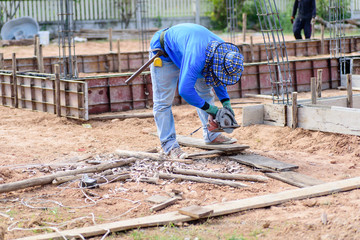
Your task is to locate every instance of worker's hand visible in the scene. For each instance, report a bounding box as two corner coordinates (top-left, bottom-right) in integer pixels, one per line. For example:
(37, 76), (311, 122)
(205, 105), (219, 117)
(290, 16), (295, 24)
(222, 100), (234, 115)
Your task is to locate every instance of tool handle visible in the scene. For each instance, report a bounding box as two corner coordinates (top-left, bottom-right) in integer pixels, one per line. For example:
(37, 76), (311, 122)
(125, 51), (162, 85)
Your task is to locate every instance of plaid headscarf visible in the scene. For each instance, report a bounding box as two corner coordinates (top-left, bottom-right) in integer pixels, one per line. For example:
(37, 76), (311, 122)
(203, 41), (244, 87)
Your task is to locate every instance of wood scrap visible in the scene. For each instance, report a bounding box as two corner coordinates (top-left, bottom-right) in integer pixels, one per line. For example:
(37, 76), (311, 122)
(231, 101), (262, 105)
(115, 150), (193, 164)
(150, 197), (178, 212)
(244, 93), (273, 99)
(95, 173), (131, 184)
(173, 168), (268, 182)
(265, 171), (325, 188)
(177, 135), (249, 152)
(187, 150), (224, 158)
(0, 159), (135, 194)
(159, 173), (248, 188)
(146, 195), (171, 204)
(229, 154), (298, 171)
(89, 112), (153, 120)
(18, 177), (360, 240)
(178, 205), (213, 219)
(139, 177), (159, 184)
(53, 171), (129, 185)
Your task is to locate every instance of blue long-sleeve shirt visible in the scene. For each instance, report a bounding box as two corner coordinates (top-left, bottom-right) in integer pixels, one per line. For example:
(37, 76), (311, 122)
(292, 0), (316, 19)
(150, 23), (230, 109)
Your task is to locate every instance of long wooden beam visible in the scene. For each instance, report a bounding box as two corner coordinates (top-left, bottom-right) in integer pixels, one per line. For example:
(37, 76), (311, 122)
(0, 159), (135, 194)
(18, 177), (360, 240)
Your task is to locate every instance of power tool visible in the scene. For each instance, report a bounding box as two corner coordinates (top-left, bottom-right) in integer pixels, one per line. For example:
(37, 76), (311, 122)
(207, 107), (240, 133)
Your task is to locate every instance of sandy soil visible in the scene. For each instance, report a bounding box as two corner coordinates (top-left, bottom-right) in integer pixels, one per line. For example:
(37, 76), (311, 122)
(0, 41), (360, 240)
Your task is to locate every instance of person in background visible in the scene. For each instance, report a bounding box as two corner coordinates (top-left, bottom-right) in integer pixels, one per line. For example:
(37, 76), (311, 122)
(291, 0), (316, 40)
(149, 23), (244, 159)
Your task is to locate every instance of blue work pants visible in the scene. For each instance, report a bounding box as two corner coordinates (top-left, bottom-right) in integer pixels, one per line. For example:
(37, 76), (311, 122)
(150, 54), (220, 154)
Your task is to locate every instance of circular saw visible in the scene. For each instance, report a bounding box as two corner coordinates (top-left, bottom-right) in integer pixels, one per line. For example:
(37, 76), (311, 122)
(207, 107), (240, 133)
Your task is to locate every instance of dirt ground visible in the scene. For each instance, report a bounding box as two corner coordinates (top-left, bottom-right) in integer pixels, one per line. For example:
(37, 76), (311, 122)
(1, 40), (360, 240)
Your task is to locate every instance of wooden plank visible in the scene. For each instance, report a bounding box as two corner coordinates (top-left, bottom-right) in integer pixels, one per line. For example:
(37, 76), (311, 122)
(242, 104), (264, 127)
(18, 177), (360, 240)
(317, 69), (323, 97)
(229, 154), (298, 171)
(12, 53), (18, 108)
(55, 65), (61, 117)
(287, 105), (360, 136)
(150, 197), (178, 212)
(0, 159), (135, 194)
(347, 74), (353, 108)
(178, 205), (213, 219)
(176, 135), (249, 151)
(264, 104), (286, 126)
(244, 93), (273, 99)
(265, 171), (325, 188)
(292, 92), (298, 129)
(159, 173), (248, 188)
(311, 77), (317, 104)
(187, 150), (225, 158)
(173, 168), (268, 182)
(0, 53), (3, 69)
(146, 195), (171, 204)
(89, 112), (153, 120)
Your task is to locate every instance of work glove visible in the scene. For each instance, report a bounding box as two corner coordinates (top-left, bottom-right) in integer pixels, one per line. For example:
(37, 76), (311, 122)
(222, 100), (234, 115)
(205, 104), (219, 117)
(290, 16), (294, 24)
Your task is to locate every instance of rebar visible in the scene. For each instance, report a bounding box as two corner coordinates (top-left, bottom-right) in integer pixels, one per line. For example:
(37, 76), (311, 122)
(57, 0), (77, 79)
(253, 0), (292, 104)
(136, 0), (149, 65)
(329, 0), (346, 59)
(226, 0), (238, 44)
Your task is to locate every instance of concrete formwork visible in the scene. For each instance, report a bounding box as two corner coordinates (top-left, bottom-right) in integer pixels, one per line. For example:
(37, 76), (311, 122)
(0, 54), (344, 119)
(1, 36), (360, 74)
(242, 95), (360, 136)
(0, 71), (88, 120)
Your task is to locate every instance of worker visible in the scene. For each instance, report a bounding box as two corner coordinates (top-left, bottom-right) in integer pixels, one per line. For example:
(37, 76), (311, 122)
(291, 0), (316, 40)
(149, 23), (244, 159)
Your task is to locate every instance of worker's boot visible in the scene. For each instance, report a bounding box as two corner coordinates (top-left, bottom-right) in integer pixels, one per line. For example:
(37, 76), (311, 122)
(168, 147), (188, 159)
(206, 134), (237, 145)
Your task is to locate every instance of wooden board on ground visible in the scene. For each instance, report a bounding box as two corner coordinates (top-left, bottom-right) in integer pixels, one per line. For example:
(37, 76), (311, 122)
(187, 150), (225, 158)
(177, 135), (249, 152)
(229, 154), (298, 171)
(265, 171), (325, 188)
(178, 205), (213, 219)
(146, 195), (171, 204)
(19, 177), (360, 240)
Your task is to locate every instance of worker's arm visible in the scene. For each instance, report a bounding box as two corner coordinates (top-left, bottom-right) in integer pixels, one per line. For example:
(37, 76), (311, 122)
(311, 0), (316, 18)
(291, 0), (299, 19)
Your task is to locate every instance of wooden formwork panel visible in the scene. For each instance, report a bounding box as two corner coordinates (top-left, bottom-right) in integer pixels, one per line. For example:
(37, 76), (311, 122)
(86, 73), (154, 114)
(0, 73), (14, 107)
(59, 80), (87, 120)
(0, 72), (88, 120)
(84, 56), (343, 115)
(290, 59), (339, 92)
(3, 37), (360, 75)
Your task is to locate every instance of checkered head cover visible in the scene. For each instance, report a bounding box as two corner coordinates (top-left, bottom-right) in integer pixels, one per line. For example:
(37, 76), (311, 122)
(203, 41), (244, 87)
